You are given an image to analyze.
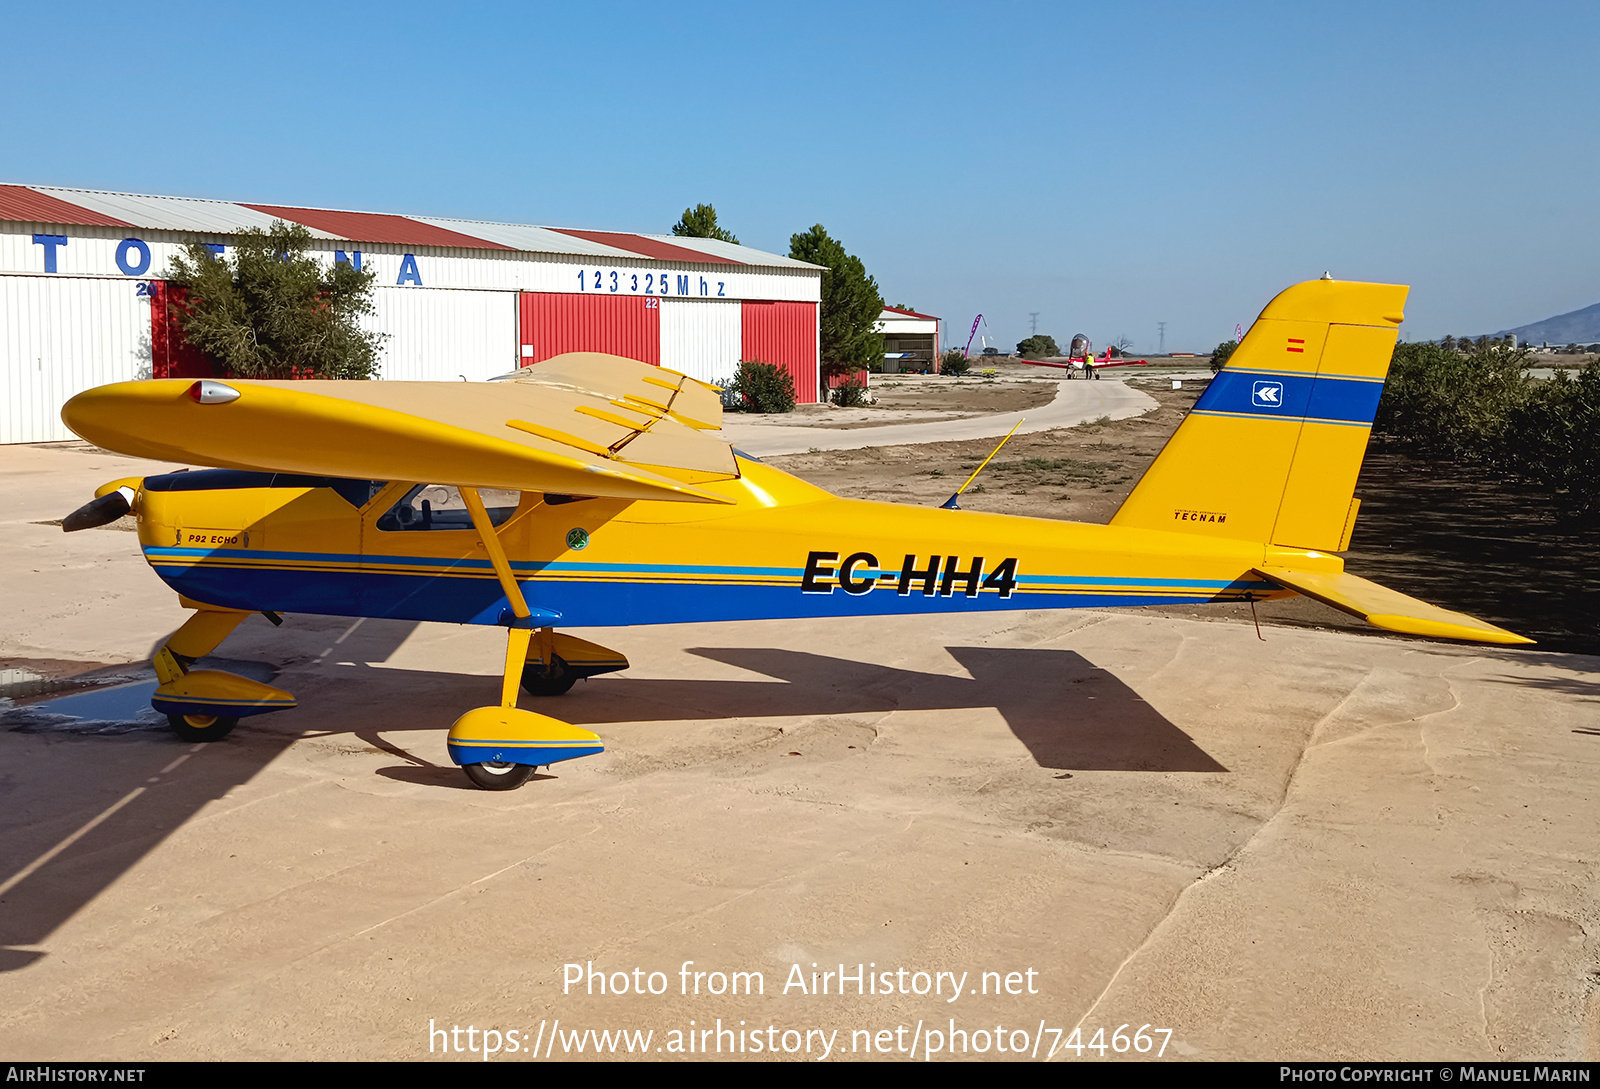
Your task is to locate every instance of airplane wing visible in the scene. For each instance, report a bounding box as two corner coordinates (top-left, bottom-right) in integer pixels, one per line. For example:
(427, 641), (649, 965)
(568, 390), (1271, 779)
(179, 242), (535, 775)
(61, 354), (738, 505)
(1255, 566), (1534, 645)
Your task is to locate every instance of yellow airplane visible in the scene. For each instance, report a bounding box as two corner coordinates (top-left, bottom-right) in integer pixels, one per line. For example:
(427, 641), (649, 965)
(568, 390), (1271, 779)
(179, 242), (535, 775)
(59, 279), (1531, 790)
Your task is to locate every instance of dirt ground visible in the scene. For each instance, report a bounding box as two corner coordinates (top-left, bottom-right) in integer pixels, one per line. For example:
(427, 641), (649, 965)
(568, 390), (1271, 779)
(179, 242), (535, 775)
(746, 368), (1063, 429)
(770, 376), (1195, 523)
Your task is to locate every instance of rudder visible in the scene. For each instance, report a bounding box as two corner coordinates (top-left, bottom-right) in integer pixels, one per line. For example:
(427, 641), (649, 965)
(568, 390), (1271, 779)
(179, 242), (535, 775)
(1111, 279), (1407, 550)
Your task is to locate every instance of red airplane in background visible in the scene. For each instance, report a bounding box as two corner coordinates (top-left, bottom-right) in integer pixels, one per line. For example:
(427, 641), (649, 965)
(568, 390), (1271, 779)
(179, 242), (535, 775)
(1021, 334), (1149, 379)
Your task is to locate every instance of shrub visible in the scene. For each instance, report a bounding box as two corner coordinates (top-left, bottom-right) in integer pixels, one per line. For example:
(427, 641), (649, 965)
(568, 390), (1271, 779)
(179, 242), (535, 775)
(941, 350), (971, 376)
(726, 360), (796, 413)
(831, 378), (868, 407)
(1209, 340), (1237, 373)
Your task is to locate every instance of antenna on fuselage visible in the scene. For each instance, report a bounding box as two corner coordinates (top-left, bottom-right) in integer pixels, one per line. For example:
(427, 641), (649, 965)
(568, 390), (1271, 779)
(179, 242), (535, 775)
(940, 419), (1024, 510)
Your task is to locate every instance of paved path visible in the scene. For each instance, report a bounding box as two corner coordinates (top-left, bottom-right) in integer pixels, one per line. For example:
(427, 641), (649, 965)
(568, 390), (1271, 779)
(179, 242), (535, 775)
(719, 377), (1159, 456)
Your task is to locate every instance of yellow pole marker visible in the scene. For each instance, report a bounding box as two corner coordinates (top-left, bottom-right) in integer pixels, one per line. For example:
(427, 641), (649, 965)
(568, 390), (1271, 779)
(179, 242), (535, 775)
(941, 418), (1024, 509)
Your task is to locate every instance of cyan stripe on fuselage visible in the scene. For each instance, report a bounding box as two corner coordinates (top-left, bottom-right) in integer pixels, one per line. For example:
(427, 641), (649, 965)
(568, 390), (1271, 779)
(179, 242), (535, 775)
(144, 546), (1277, 627)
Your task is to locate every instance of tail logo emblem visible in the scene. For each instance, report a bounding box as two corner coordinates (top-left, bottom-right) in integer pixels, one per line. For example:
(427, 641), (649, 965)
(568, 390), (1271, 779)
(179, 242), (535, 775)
(1252, 381), (1284, 408)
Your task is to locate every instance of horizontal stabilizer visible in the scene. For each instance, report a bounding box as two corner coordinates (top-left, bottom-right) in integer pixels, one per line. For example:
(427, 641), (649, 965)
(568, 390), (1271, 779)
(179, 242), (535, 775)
(1255, 566), (1534, 645)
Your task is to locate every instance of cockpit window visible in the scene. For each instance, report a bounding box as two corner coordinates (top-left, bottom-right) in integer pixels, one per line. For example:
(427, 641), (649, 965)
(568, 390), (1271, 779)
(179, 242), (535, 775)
(376, 485), (521, 531)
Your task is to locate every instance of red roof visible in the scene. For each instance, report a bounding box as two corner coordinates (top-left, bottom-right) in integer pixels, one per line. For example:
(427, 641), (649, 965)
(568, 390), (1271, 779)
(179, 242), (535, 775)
(241, 204), (514, 250)
(0, 185), (132, 228)
(550, 228), (741, 266)
(0, 185), (809, 268)
(883, 305), (939, 320)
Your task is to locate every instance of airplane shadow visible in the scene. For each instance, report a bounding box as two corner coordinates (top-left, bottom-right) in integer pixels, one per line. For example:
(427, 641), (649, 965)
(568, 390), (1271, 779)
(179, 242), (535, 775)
(0, 625), (1220, 970)
(0, 616), (419, 970)
(559, 646), (1225, 775)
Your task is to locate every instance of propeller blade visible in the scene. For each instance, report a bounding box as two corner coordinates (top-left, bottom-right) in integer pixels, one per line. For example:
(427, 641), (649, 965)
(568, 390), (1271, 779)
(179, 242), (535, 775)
(62, 488), (132, 532)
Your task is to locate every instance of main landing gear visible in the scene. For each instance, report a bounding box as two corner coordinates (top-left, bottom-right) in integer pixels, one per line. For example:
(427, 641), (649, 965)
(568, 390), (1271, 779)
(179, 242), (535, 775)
(449, 629), (630, 788)
(444, 487), (620, 790)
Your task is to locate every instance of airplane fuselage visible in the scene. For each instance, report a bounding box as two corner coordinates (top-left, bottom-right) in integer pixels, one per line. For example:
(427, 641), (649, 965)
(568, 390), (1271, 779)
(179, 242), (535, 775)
(130, 455), (1307, 631)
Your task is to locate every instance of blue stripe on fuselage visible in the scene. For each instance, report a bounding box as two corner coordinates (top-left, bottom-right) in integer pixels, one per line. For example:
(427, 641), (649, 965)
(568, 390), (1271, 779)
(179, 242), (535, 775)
(145, 549), (1276, 627)
(1194, 370), (1382, 425)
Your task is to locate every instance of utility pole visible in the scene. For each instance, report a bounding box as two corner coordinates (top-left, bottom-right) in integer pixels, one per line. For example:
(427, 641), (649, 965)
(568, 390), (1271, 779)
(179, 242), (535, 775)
(1028, 312), (1040, 335)
(1157, 321), (1167, 355)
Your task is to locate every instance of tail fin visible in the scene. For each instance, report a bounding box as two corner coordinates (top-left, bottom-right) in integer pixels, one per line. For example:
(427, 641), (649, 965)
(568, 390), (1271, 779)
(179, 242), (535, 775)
(1111, 279), (1407, 551)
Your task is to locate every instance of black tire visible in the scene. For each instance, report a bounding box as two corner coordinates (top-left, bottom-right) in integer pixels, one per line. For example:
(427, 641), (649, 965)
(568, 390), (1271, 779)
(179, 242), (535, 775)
(167, 713), (239, 742)
(521, 654), (577, 697)
(463, 762), (535, 790)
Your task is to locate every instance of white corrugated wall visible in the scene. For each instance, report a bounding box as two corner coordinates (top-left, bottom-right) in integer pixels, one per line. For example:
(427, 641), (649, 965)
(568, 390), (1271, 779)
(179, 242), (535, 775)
(0, 275), (146, 443)
(659, 298), (741, 385)
(364, 287), (518, 381)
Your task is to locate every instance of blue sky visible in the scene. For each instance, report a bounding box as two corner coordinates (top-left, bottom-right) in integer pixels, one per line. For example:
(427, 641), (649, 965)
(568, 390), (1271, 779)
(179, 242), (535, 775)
(5, 1), (1596, 351)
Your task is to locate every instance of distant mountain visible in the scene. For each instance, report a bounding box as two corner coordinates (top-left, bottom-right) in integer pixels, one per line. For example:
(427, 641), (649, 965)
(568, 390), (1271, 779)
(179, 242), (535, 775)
(1489, 301), (1600, 346)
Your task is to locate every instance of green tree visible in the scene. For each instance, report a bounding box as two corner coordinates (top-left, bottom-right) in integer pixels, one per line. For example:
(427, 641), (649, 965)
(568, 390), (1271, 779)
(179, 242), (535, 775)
(1016, 334), (1060, 359)
(1209, 339), (1238, 373)
(164, 222), (383, 379)
(789, 225), (885, 385)
(672, 204), (739, 244)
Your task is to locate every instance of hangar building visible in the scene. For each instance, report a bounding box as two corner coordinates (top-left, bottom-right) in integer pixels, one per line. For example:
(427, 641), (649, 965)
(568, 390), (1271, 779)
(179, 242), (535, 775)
(0, 184), (825, 443)
(875, 305), (941, 373)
